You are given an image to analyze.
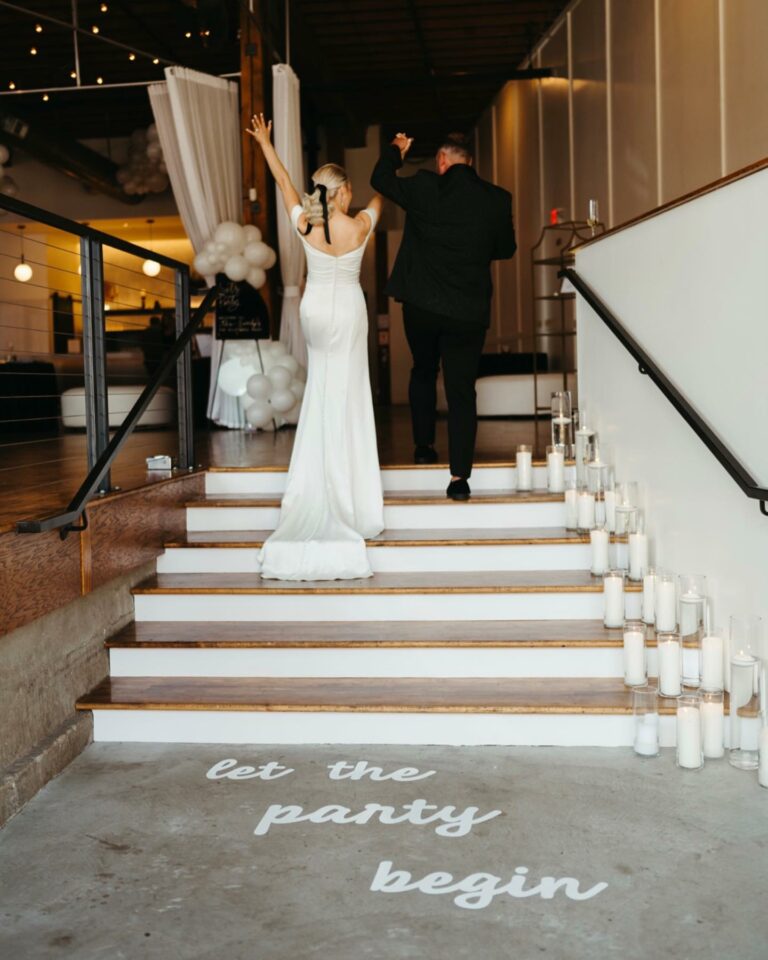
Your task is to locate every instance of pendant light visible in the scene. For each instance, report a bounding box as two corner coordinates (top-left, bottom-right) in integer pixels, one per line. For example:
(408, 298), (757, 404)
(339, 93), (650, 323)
(14, 224), (32, 282)
(142, 218), (161, 277)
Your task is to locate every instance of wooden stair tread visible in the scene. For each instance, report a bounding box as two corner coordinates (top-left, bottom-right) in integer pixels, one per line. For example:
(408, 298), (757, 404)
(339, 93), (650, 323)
(187, 489), (562, 507)
(206, 461), (556, 473)
(164, 527), (590, 548)
(132, 570), (642, 595)
(106, 619), (625, 649)
(76, 676), (697, 714)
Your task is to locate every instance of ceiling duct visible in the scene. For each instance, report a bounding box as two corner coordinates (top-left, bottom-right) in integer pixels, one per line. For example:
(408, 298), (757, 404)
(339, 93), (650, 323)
(0, 108), (141, 205)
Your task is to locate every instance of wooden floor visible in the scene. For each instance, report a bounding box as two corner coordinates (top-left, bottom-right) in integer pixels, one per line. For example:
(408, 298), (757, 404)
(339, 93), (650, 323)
(0, 406), (545, 529)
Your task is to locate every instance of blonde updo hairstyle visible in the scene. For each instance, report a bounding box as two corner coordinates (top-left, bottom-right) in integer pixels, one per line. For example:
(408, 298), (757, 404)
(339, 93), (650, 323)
(301, 163), (349, 226)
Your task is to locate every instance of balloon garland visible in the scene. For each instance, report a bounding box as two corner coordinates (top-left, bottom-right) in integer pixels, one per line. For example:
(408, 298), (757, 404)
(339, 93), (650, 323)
(194, 221), (277, 290)
(217, 339), (307, 431)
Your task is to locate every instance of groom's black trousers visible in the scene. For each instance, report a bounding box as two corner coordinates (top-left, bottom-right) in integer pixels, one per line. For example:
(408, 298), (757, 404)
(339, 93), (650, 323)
(403, 303), (487, 479)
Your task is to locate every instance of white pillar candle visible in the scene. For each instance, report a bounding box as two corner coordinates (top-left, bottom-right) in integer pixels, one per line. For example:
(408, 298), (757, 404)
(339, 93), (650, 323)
(623, 627), (646, 686)
(700, 635), (724, 690)
(701, 701), (725, 759)
(547, 449), (565, 493)
(603, 573), (625, 628)
(677, 705), (703, 769)
(564, 488), (578, 528)
(613, 538), (629, 572)
(575, 427), (593, 486)
(590, 528), (609, 576)
(634, 712), (659, 756)
(604, 488), (616, 533)
(642, 573), (656, 625)
(759, 727), (768, 788)
(628, 532), (648, 581)
(517, 451), (532, 490)
(577, 491), (596, 530)
(658, 638), (682, 697)
(741, 717), (761, 752)
(655, 579), (677, 632)
(679, 593), (702, 637)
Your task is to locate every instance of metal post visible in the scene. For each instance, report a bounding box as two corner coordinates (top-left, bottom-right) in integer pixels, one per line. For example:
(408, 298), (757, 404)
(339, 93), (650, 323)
(79, 235), (110, 492)
(175, 268), (194, 470)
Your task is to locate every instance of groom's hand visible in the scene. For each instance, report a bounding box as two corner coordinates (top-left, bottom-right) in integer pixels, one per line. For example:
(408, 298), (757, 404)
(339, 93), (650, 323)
(391, 132), (414, 160)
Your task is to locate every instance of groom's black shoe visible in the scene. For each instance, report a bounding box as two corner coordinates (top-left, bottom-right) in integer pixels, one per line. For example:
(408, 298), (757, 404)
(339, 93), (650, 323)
(414, 445), (439, 465)
(446, 478), (471, 501)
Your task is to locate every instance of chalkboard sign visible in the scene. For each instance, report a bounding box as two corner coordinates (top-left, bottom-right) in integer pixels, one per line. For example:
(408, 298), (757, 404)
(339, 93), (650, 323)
(214, 274), (271, 340)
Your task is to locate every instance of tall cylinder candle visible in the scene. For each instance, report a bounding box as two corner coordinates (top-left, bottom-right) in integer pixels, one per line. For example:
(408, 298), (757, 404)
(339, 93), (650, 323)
(547, 446), (565, 493)
(701, 635), (724, 690)
(577, 490), (596, 531)
(700, 693), (724, 759)
(642, 571), (656, 625)
(628, 531), (648, 582)
(604, 487), (616, 533)
(655, 573), (677, 632)
(564, 486), (578, 529)
(590, 527), (609, 576)
(658, 633), (682, 697)
(623, 621), (647, 686)
(676, 699), (703, 770)
(516, 446), (532, 491)
(574, 426), (594, 487)
(603, 571), (625, 628)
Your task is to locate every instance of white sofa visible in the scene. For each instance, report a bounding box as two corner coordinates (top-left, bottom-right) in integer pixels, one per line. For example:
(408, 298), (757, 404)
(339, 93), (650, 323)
(437, 372), (577, 416)
(61, 385), (176, 429)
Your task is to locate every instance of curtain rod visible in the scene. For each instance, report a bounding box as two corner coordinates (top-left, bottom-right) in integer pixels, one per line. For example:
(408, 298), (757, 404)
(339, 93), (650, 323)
(0, 73), (242, 96)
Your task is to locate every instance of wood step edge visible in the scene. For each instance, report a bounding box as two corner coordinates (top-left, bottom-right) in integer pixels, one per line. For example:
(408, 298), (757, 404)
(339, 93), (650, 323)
(162, 532), (591, 549)
(186, 491), (564, 507)
(206, 461), (572, 473)
(131, 580), (644, 596)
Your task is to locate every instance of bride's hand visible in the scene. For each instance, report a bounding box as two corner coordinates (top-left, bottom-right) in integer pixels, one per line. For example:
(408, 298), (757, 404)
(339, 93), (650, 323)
(392, 132), (414, 160)
(247, 113), (273, 148)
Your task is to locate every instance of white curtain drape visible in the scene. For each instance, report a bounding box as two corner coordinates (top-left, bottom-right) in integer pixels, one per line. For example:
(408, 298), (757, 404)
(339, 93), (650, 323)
(148, 67), (246, 427)
(272, 63), (307, 366)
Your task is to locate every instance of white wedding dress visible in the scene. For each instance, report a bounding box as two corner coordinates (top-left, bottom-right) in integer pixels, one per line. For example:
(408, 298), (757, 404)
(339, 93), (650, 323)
(258, 205), (384, 581)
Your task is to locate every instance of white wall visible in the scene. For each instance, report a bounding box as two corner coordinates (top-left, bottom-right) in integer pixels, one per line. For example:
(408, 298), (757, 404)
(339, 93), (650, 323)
(576, 167), (768, 629)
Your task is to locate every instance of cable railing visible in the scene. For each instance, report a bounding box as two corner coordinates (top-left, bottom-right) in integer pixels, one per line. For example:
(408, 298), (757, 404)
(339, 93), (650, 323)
(560, 267), (768, 517)
(0, 192), (213, 537)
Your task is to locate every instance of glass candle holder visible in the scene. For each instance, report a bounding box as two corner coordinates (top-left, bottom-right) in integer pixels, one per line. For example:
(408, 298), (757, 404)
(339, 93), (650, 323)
(759, 713), (768, 788)
(577, 485), (596, 532)
(628, 511), (649, 582)
(623, 619), (647, 687)
(613, 506), (636, 573)
(676, 693), (704, 770)
(590, 525), (609, 576)
(642, 567), (656, 626)
(603, 570), (625, 628)
(654, 569), (677, 632)
(603, 468), (616, 533)
(700, 688), (725, 759)
(678, 575), (707, 688)
(700, 632), (725, 691)
(729, 649), (760, 770)
(632, 683), (660, 757)
(574, 422), (594, 488)
(587, 457), (610, 497)
(546, 444), (566, 493)
(550, 391), (573, 450)
(657, 631), (683, 698)
(564, 475), (578, 530)
(516, 444), (532, 491)
(616, 481), (639, 508)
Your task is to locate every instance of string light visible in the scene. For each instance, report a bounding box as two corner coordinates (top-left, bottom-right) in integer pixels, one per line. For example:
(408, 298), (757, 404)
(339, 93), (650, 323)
(34, 23), (43, 33)
(142, 219), (161, 277)
(184, 31), (192, 38)
(91, 25), (99, 34)
(128, 52), (136, 61)
(14, 226), (32, 283)
(100, 2), (108, 11)
(42, 94), (49, 102)
(8, 82), (15, 90)
(96, 76), (103, 85)
(70, 70), (77, 79)
(30, 47), (38, 55)
(152, 58), (160, 64)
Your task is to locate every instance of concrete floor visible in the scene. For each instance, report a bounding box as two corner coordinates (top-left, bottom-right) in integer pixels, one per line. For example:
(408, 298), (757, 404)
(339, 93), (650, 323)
(1, 743), (766, 960)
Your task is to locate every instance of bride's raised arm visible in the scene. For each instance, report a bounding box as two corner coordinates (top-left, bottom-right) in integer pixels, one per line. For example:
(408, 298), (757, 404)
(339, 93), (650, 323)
(246, 113), (302, 219)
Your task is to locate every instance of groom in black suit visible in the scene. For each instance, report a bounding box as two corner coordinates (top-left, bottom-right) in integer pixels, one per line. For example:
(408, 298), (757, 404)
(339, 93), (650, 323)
(371, 132), (516, 500)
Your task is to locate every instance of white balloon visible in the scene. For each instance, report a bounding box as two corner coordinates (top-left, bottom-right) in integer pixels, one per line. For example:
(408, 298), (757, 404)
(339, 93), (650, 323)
(218, 358), (257, 397)
(214, 221), (245, 252)
(146, 141), (162, 160)
(0, 145), (9, 164)
(269, 388), (296, 413)
(246, 267), (266, 289)
(193, 252), (214, 275)
(242, 224), (262, 245)
(262, 247), (277, 270)
(271, 341), (288, 358)
(214, 241), (230, 257)
(0, 176), (19, 198)
(279, 355), (299, 375)
(243, 241), (271, 268)
(268, 365), (292, 390)
(224, 255), (249, 282)
(246, 373), (272, 399)
(245, 400), (273, 428)
(290, 379), (305, 400)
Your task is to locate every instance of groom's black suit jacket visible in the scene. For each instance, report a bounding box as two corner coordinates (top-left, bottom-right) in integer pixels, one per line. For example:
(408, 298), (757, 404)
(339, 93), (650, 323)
(371, 144), (516, 327)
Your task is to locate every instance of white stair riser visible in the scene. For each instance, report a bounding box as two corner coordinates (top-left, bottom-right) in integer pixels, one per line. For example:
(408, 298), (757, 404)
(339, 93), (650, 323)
(135, 592), (642, 622)
(110, 646), (660, 679)
(204, 465), (570, 495)
(91, 709), (677, 747)
(186, 501), (566, 532)
(156, 543), (592, 574)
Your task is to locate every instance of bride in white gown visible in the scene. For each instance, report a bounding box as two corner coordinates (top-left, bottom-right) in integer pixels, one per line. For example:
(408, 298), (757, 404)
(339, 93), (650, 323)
(247, 113), (384, 581)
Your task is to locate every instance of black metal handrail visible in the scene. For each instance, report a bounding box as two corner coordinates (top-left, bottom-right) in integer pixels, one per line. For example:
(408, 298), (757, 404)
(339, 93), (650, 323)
(16, 285), (217, 537)
(561, 267), (768, 517)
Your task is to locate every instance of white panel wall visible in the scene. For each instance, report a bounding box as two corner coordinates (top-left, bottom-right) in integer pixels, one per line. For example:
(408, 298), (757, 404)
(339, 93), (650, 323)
(576, 170), (768, 624)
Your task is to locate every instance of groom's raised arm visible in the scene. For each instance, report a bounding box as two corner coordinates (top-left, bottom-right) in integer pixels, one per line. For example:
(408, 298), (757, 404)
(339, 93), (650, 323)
(371, 143), (420, 210)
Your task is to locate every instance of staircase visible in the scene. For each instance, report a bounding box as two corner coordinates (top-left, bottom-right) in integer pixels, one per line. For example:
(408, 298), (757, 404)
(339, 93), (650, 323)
(78, 461), (669, 747)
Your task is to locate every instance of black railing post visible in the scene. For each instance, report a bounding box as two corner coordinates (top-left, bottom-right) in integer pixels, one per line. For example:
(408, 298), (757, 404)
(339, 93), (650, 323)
(80, 235), (110, 494)
(174, 268), (194, 470)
